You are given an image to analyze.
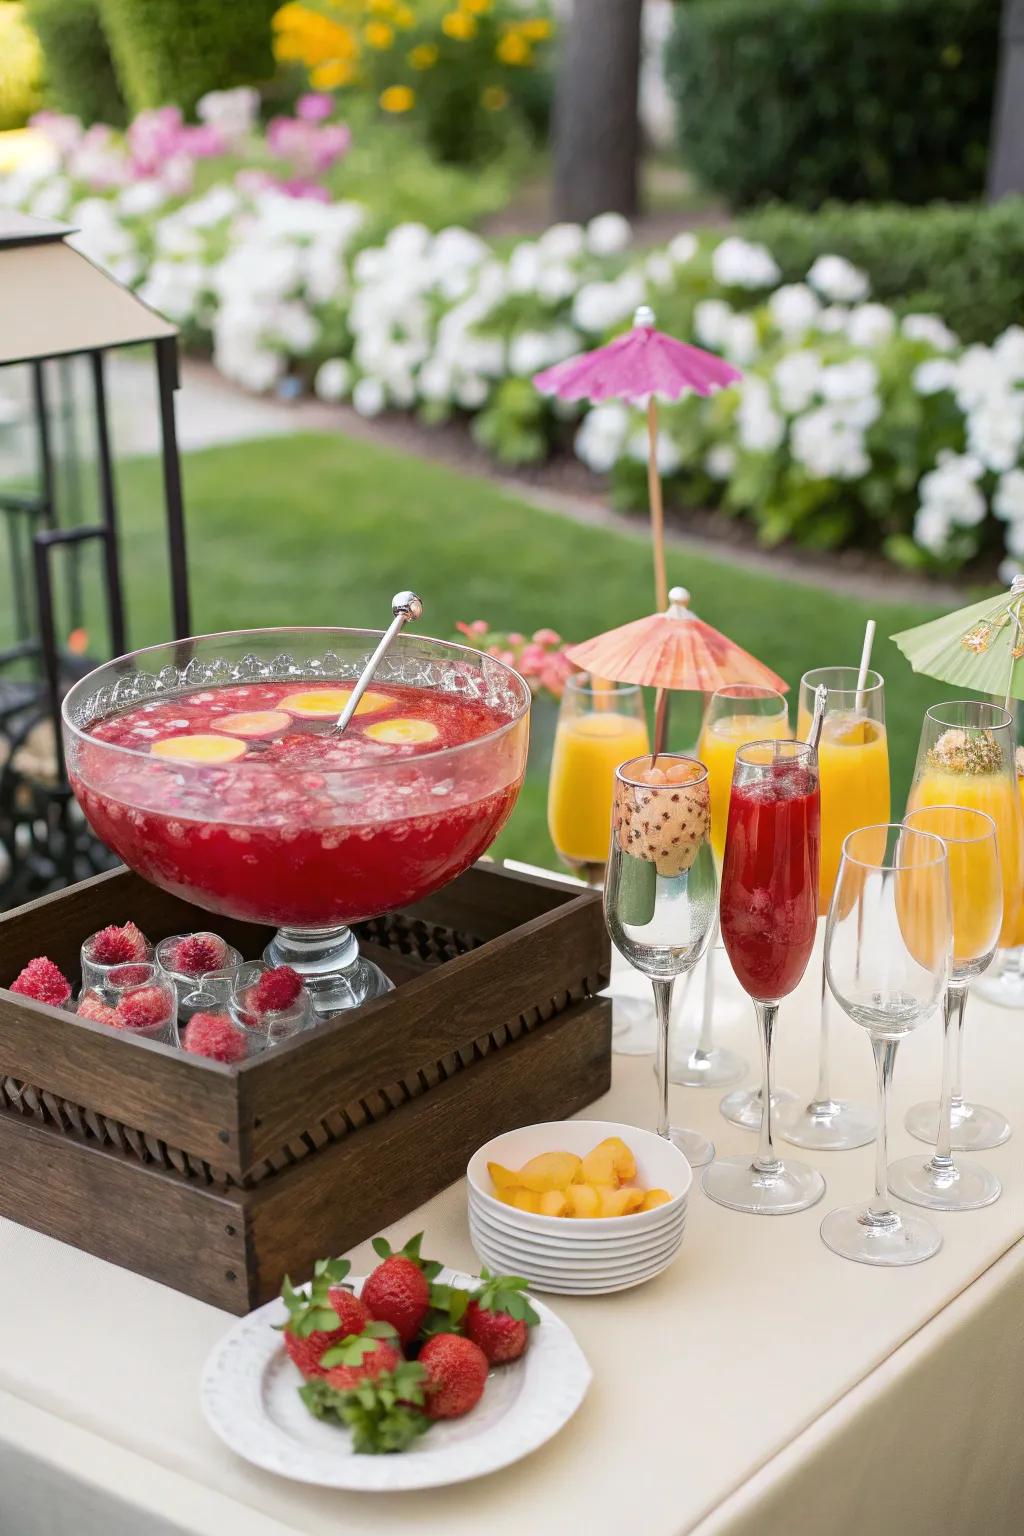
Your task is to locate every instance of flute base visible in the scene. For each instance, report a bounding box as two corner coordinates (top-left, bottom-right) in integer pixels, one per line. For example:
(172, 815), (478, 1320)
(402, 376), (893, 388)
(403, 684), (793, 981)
(666, 1125), (714, 1169)
(702, 1154), (824, 1215)
(820, 1203), (942, 1266)
(888, 1154), (1001, 1212)
(719, 1084), (798, 1131)
(779, 1097), (876, 1151)
(904, 1098), (1011, 1152)
(670, 1042), (747, 1089)
(264, 925), (394, 1017)
(972, 948), (1024, 1010)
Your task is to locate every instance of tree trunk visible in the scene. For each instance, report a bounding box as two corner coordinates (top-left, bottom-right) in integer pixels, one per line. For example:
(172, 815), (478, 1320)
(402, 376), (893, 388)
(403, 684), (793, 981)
(552, 0), (643, 223)
(988, 0), (1024, 199)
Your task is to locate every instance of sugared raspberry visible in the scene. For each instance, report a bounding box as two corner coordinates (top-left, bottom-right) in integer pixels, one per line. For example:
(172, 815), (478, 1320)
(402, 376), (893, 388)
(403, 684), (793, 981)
(109, 964), (152, 988)
(88, 922), (149, 966)
(168, 933), (227, 977)
(182, 1011), (247, 1063)
(77, 992), (119, 1026)
(10, 957), (72, 1008)
(115, 986), (173, 1031)
(253, 965), (303, 1014)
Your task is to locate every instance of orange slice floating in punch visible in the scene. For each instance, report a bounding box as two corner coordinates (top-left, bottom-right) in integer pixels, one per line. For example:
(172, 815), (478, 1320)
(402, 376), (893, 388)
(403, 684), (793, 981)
(215, 710), (290, 739)
(151, 734), (247, 764)
(281, 687), (394, 719)
(363, 718), (439, 746)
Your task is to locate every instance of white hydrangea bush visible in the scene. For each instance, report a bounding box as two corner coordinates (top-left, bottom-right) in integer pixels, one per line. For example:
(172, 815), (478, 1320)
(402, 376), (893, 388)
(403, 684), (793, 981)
(4, 145), (1022, 577)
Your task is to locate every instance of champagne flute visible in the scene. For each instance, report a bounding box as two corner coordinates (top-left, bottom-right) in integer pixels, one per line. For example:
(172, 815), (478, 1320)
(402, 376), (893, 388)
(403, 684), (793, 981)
(781, 664), (889, 1151)
(604, 754), (718, 1167)
(547, 673), (649, 885)
(821, 824), (951, 1266)
(681, 685), (790, 1097)
(702, 740), (825, 1214)
(904, 701), (1022, 1150)
(889, 806), (1003, 1210)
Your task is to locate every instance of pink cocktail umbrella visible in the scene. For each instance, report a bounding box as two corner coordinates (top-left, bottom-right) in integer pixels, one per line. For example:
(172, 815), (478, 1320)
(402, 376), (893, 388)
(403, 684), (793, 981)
(534, 306), (742, 611)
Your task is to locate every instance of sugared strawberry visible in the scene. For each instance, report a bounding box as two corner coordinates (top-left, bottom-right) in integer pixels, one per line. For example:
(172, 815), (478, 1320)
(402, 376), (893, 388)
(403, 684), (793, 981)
(320, 1325), (402, 1392)
(361, 1233), (440, 1345)
(168, 933), (228, 977)
(277, 1258), (370, 1379)
(418, 1333), (489, 1419)
(76, 992), (119, 1026)
(181, 1011), (247, 1063)
(9, 957), (72, 1008)
(87, 922), (149, 966)
(465, 1270), (539, 1363)
(253, 965), (303, 1014)
(114, 986), (173, 1032)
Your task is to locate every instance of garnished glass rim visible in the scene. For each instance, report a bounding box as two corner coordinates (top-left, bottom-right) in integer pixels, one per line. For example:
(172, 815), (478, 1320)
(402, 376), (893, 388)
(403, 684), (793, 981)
(615, 752), (708, 788)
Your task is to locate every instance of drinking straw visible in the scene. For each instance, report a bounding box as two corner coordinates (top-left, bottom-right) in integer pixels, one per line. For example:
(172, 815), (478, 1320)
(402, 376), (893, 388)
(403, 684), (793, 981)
(855, 619), (876, 714)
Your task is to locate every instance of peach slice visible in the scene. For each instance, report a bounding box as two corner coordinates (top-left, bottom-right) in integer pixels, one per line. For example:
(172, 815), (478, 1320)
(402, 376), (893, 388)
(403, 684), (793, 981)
(640, 1188), (672, 1211)
(150, 734), (246, 764)
(539, 1189), (570, 1217)
(566, 1183), (601, 1218)
(579, 1143), (620, 1187)
(280, 687), (393, 719)
(517, 1151), (583, 1193)
(596, 1186), (636, 1218)
(363, 718), (440, 746)
(589, 1135), (637, 1183)
(487, 1161), (522, 1192)
(620, 1188), (647, 1215)
(510, 1189), (541, 1214)
(214, 709), (290, 739)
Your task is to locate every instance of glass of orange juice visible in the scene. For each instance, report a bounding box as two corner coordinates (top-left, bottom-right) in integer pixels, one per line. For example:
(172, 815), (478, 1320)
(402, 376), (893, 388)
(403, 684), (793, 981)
(547, 674), (649, 885)
(904, 700), (1024, 1151)
(781, 666), (890, 1153)
(694, 686), (789, 1106)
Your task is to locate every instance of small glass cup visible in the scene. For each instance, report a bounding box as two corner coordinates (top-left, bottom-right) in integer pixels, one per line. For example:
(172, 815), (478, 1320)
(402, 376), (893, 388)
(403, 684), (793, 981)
(228, 960), (313, 1046)
(78, 963), (177, 1045)
(156, 932), (243, 1021)
(80, 929), (155, 1005)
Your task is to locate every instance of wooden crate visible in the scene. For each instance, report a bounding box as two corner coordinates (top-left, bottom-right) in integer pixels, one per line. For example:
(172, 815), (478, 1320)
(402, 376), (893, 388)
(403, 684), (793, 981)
(0, 863), (611, 1312)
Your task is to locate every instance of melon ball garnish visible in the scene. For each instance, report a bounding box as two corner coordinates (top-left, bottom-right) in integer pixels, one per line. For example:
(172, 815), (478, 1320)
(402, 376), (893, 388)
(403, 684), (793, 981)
(280, 687), (393, 719)
(363, 718), (440, 746)
(150, 734), (248, 764)
(214, 710), (290, 739)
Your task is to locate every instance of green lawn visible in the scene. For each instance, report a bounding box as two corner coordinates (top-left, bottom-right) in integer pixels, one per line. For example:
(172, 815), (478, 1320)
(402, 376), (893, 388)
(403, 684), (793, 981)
(68, 430), (952, 867)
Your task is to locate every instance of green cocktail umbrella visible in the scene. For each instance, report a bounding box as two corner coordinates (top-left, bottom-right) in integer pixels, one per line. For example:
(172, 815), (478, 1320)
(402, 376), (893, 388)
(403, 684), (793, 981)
(891, 576), (1024, 708)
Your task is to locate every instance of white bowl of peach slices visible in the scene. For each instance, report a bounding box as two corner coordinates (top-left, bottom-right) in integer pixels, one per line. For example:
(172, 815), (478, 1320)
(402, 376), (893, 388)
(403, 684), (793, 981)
(466, 1121), (691, 1295)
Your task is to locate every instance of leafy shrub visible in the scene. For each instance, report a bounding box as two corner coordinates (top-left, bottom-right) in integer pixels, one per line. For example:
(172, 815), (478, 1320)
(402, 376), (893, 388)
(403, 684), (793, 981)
(23, 0), (124, 124)
(741, 199), (1024, 344)
(98, 0), (279, 115)
(0, 3), (42, 129)
(666, 0), (1000, 209)
(272, 0), (554, 166)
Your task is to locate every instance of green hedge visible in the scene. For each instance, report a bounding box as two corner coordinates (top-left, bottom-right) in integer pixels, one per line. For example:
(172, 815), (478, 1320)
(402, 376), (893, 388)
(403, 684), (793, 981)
(23, 0), (125, 125)
(741, 198), (1024, 344)
(0, 3), (42, 129)
(98, 0), (278, 115)
(666, 0), (1000, 209)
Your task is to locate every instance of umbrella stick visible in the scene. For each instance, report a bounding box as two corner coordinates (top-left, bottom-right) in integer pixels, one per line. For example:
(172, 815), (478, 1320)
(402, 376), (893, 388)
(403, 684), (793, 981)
(646, 397), (669, 612)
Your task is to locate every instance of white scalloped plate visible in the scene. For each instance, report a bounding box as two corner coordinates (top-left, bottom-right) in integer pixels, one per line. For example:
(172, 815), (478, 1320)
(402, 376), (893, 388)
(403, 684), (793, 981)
(200, 1269), (591, 1491)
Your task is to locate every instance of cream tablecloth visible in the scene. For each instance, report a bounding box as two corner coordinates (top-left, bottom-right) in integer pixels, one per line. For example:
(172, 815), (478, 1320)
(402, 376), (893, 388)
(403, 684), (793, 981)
(1, 916), (1023, 1536)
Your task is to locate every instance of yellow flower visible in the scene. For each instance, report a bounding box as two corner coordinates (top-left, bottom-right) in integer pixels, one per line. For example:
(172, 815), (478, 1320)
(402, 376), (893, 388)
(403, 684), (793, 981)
(364, 19), (394, 47)
(496, 31), (531, 65)
(380, 84), (416, 112)
(311, 57), (357, 87)
(460, 0), (491, 12)
(273, 2), (310, 29)
(394, 5), (415, 26)
(409, 42), (439, 69)
(441, 11), (476, 40)
(366, 0), (394, 12)
(481, 85), (508, 111)
(521, 18), (552, 41)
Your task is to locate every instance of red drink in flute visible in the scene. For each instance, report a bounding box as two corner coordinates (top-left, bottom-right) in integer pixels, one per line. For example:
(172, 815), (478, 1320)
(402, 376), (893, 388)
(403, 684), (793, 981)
(704, 740), (826, 1216)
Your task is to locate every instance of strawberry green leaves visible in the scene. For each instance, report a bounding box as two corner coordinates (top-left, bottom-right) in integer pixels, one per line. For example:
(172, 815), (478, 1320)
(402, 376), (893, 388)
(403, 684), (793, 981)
(473, 1269), (540, 1327)
(300, 1363), (431, 1455)
(370, 1231), (443, 1282)
(277, 1257), (353, 1339)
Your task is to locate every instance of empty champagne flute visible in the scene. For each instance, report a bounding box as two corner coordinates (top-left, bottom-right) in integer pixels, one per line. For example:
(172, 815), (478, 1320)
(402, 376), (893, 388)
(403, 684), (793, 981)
(821, 825), (951, 1266)
(702, 740), (825, 1214)
(889, 806), (1003, 1211)
(604, 754), (718, 1167)
(904, 700), (1023, 1150)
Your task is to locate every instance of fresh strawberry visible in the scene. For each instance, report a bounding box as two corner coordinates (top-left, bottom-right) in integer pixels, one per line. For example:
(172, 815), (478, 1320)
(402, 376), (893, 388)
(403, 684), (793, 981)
(361, 1233), (441, 1345)
(114, 985), (173, 1031)
(277, 1258), (369, 1379)
(88, 922), (149, 966)
(418, 1333), (489, 1419)
(465, 1270), (539, 1363)
(300, 1360), (430, 1454)
(168, 933), (227, 977)
(76, 992), (119, 1025)
(253, 965), (303, 1014)
(319, 1323), (402, 1391)
(9, 957), (72, 1008)
(181, 1011), (247, 1063)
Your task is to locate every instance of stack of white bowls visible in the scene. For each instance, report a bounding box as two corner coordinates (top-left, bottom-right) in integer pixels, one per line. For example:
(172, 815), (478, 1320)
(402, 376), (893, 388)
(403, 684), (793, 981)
(467, 1119), (691, 1295)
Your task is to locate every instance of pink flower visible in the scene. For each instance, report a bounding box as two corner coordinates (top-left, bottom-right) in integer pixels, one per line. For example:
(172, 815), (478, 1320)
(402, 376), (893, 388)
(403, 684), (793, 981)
(506, 632), (525, 646)
(175, 123), (225, 159)
(466, 620), (489, 636)
(30, 111), (83, 157)
(297, 93), (334, 123)
(279, 177), (331, 201)
(518, 643), (546, 675)
(532, 627), (562, 647)
(539, 655), (572, 697)
(266, 115), (351, 178)
(235, 168), (274, 195)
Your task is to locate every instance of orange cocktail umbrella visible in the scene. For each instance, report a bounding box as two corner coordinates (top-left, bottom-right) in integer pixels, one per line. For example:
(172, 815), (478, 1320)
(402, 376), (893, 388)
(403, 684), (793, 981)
(566, 587), (788, 751)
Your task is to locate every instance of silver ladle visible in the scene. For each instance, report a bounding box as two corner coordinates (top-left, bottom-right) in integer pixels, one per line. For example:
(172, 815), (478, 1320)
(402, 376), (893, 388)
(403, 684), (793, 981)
(333, 590), (423, 735)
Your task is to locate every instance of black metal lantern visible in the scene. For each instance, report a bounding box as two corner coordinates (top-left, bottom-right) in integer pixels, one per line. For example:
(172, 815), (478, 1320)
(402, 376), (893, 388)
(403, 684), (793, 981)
(0, 210), (191, 906)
